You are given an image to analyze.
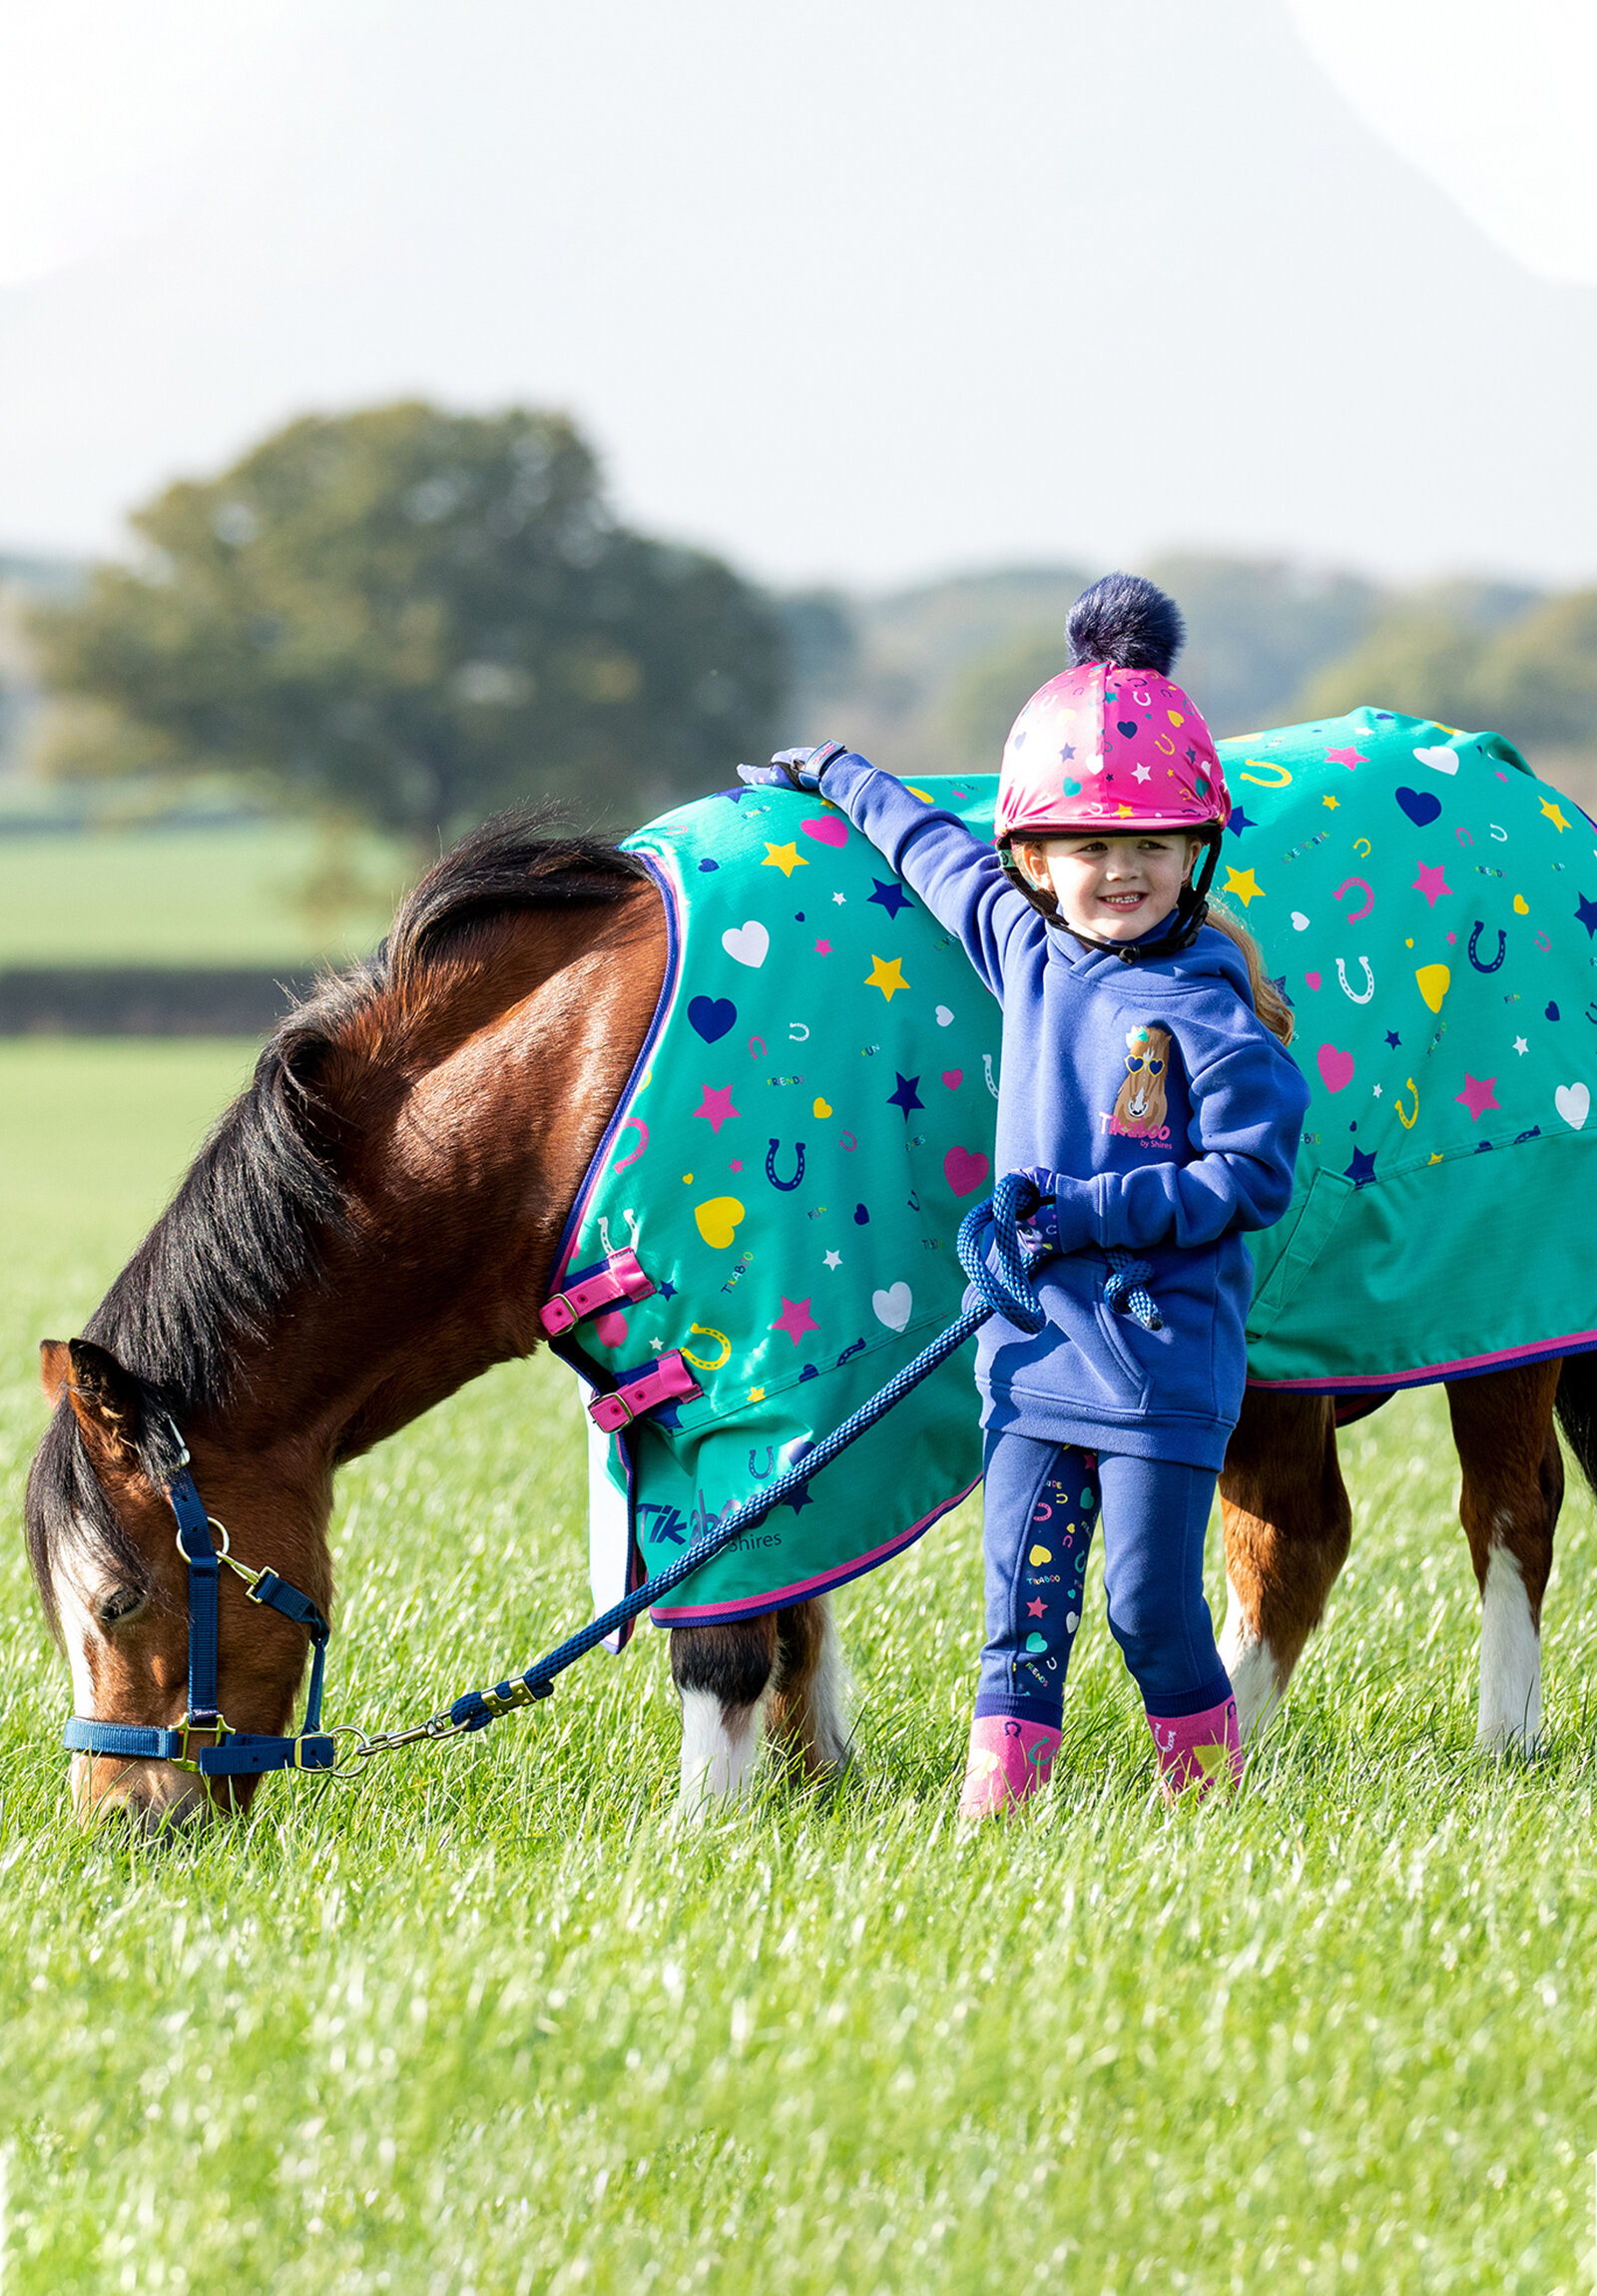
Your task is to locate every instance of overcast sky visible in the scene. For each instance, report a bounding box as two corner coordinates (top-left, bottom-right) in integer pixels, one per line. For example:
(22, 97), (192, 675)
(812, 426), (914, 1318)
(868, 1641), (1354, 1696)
(2, 0), (1595, 591)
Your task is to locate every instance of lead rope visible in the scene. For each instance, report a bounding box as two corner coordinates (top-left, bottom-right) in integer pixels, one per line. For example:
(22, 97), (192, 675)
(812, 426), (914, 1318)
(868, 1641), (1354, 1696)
(332, 1172), (1073, 1768)
(1103, 1246), (1163, 1332)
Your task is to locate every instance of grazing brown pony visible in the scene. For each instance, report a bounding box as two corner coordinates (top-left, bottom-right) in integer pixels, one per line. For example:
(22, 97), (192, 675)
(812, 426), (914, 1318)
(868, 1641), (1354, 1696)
(25, 814), (1597, 1829)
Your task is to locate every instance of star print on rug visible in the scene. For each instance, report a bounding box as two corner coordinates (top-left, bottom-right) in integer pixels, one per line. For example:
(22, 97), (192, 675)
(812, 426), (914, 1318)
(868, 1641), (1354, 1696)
(868, 878), (913, 919)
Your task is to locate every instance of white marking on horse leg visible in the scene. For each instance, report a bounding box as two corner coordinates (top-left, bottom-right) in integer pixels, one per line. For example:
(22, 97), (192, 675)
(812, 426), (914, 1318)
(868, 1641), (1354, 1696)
(677, 1689), (761, 1819)
(1219, 1573), (1282, 1745)
(1477, 1543), (1541, 1755)
(803, 1602), (853, 1771)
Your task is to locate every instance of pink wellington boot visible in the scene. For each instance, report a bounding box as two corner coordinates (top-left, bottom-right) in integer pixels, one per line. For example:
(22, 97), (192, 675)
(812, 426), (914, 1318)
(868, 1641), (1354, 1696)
(1146, 1694), (1243, 1802)
(956, 1714), (1062, 1821)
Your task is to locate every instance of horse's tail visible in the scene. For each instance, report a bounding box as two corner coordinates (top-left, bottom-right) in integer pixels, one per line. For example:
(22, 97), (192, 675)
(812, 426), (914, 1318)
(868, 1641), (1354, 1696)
(1555, 1351), (1597, 1495)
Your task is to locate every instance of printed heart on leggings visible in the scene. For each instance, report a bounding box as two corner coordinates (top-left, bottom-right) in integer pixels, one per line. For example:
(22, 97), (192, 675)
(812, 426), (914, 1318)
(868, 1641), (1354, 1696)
(1413, 744), (1458, 775)
(1028, 1544), (1052, 1565)
(871, 1281), (912, 1333)
(1024, 1632), (1048, 1653)
(1116, 720), (1139, 740)
(1395, 786), (1442, 828)
(688, 994), (737, 1043)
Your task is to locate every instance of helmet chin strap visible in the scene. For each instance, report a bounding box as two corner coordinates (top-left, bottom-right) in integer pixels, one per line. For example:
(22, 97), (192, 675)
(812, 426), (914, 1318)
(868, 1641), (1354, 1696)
(1028, 830), (1224, 965)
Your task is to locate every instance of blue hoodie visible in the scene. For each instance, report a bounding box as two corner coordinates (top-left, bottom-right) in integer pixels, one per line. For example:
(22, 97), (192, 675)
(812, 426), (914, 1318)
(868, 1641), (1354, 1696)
(820, 755), (1311, 1469)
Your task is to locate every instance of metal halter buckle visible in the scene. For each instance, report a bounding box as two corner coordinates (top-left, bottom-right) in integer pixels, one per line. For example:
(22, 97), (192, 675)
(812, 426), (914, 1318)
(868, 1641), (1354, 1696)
(171, 1710), (234, 1773)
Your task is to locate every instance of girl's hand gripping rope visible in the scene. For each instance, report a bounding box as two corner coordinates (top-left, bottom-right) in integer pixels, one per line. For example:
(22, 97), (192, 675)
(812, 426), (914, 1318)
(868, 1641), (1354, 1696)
(1013, 1166), (1163, 1331)
(1015, 1166), (1059, 1255)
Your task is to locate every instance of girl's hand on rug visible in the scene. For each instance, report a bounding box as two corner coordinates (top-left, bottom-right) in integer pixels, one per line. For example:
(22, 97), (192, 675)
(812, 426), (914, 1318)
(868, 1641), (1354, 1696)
(738, 742), (850, 793)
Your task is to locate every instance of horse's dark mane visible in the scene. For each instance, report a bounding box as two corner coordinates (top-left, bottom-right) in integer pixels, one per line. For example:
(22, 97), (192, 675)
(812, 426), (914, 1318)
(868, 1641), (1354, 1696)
(26, 807), (647, 1623)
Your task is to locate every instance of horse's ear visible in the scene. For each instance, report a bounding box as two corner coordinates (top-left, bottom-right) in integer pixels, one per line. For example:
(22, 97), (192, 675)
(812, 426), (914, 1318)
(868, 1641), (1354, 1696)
(39, 1340), (71, 1405)
(61, 1339), (143, 1456)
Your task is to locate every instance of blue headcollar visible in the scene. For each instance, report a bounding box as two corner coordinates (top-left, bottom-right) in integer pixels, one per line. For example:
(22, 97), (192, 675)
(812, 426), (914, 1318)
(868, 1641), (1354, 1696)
(63, 1427), (336, 1779)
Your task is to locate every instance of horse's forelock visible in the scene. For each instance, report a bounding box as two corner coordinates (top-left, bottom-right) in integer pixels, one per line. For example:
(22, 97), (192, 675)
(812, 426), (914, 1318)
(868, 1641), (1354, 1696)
(25, 1406), (153, 1641)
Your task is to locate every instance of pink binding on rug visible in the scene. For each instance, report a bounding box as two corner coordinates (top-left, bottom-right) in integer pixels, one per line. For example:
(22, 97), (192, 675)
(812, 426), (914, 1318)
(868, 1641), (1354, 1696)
(957, 1714), (1061, 1819)
(1146, 1694), (1242, 1799)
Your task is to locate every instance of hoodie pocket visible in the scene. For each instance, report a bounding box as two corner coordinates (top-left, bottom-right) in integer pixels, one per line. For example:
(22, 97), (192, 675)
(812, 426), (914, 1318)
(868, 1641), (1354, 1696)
(1027, 1255), (1147, 1411)
(1092, 1293), (1146, 1397)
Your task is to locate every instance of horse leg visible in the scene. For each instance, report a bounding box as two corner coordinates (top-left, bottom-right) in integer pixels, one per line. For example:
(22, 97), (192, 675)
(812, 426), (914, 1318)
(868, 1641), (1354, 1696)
(670, 1615), (778, 1816)
(765, 1597), (852, 1780)
(1218, 1390), (1351, 1742)
(1446, 1361), (1563, 1754)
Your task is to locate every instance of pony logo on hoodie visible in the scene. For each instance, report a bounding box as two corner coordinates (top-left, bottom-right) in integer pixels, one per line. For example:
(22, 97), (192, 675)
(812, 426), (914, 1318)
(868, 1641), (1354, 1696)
(1102, 1025), (1174, 1141)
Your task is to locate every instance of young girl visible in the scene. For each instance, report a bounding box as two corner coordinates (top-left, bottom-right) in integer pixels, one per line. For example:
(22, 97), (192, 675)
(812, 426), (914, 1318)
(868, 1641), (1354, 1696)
(743, 574), (1309, 1813)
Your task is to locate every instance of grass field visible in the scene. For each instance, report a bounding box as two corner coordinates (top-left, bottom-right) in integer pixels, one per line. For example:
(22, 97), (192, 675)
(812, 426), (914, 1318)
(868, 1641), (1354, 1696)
(4, 1041), (1597, 2292)
(0, 827), (409, 967)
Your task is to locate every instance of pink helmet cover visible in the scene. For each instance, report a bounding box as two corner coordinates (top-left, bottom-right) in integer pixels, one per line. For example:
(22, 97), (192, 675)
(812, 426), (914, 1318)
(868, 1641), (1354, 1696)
(995, 660), (1231, 844)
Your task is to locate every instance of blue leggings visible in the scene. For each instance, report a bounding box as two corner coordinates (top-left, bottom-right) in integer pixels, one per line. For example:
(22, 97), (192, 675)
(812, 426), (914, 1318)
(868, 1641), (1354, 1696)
(973, 1431), (1233, 1728)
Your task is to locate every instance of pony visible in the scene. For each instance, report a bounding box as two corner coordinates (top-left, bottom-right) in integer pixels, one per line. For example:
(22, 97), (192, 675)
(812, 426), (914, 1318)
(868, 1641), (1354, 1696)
(1110, 1024), (1173, 1134)
(24, 811), (1597, 1828)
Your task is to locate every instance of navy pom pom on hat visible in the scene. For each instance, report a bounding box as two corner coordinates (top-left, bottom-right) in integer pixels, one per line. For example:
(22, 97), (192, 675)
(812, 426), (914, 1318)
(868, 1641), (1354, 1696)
(995, 574), (1231, 844)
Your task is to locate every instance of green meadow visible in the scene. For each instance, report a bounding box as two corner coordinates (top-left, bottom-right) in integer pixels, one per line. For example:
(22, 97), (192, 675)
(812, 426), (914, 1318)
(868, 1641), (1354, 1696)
(0, 827), (409, 968)
(2, 1038), (1596, 2292)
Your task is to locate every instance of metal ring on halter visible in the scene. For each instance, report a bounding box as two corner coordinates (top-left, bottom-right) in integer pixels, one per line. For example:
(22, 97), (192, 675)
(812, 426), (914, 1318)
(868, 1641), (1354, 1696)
(317, 1723), (376, 1781)
(192, 1513), (276, 1596)
(174, 1511), (232, 1560)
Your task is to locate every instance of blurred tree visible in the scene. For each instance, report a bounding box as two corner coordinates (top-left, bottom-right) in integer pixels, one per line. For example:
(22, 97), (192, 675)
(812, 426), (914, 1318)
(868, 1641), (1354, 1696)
(773, 589), (857, 697)
(1298, 584), (1597, 757)
(1296, 609), (1488, 731)
(1473, 590), (1597, 747)
(30, 402), (786, 843)
(941, 557), (1386, 769)
(944, 625), (1071, 768)
(1146, 555), (1383, 736)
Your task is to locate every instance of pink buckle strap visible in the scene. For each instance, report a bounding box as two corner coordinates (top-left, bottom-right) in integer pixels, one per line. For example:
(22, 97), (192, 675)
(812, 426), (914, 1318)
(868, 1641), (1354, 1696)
(540, 1248), (656, 1338)
(587, 1351), (703, 1434)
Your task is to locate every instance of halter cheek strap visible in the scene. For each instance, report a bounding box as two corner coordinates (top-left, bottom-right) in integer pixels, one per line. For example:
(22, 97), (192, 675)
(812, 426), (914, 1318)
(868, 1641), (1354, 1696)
(63, 1464), (336, 1777)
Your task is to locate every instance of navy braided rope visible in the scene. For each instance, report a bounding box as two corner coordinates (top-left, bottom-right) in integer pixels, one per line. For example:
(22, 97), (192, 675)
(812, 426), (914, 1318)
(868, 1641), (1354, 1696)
(1103, 1246), (1163, 1332)
(448, 1173), (1052, 1733)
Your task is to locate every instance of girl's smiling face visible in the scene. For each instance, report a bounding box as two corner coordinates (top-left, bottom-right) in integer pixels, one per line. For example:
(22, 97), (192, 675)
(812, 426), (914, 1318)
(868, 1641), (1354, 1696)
(1013, 832), (1203, 943)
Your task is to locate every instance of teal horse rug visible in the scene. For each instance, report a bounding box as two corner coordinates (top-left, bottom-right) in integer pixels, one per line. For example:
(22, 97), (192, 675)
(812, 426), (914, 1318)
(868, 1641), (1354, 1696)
(545, 710), (1597, 1628)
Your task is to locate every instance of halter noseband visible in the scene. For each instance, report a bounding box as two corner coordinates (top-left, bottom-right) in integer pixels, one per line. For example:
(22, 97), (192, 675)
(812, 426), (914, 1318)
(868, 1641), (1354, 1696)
(63, 1421), (337, 1778)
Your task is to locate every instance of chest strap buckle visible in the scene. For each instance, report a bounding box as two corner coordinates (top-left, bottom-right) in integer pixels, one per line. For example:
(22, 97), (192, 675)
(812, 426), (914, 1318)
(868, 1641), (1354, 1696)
(540, 1248), (657, 1337)
(587, 1351), (703, 1433)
